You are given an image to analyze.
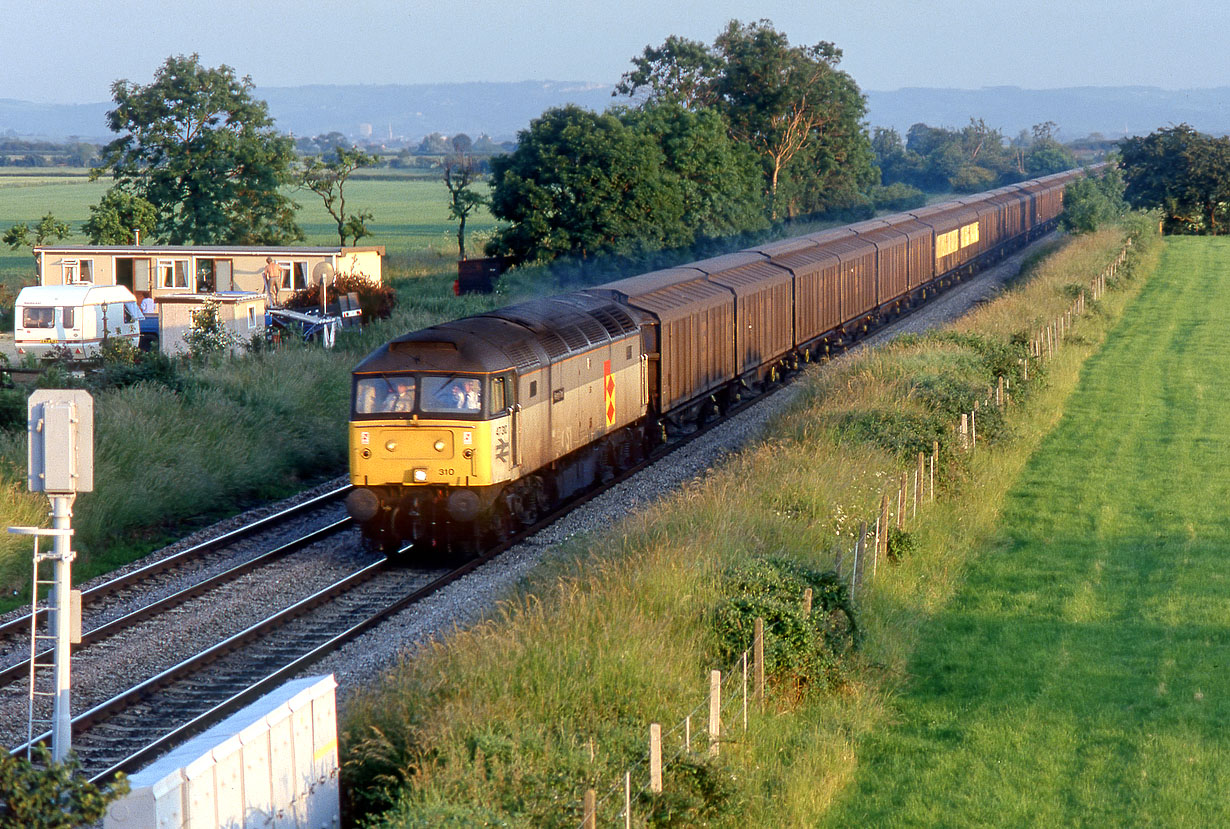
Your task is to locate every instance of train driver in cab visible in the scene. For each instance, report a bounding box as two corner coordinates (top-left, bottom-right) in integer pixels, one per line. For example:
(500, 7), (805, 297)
(446, 379), (482, 412)
(386, 376), (416, 412)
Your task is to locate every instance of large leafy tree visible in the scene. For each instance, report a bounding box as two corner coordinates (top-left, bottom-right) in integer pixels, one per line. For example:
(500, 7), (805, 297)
(1120, 124), (1230, 234)
(617, 20), (874, 220)
(95, 54), (303, 245)
(620, 100), (766, 239)
(486, 105), (685, 262)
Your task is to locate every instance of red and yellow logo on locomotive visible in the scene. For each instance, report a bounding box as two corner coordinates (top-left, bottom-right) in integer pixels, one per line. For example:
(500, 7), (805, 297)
(603, 359), (615, 426)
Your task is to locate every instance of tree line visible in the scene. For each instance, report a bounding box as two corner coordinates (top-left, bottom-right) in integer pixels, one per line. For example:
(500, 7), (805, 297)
(873, 120), (1076, 195)
(483, 20), (877, 263)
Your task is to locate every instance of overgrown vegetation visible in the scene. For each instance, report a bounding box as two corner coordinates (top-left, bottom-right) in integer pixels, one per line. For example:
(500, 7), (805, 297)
(340, 218), (1160, 826)
(1060, 162), (1128, 234)
(0, 747), (127, 828)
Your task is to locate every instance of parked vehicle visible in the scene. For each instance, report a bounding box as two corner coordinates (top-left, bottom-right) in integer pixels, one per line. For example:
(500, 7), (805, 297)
(14, 284), (142, 359)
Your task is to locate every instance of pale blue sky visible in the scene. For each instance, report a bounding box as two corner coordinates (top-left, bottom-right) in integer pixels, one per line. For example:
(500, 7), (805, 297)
(5, 0), (1228, 103)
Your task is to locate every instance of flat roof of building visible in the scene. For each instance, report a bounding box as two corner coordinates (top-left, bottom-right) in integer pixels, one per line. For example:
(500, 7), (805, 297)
(33, 245), (385, 256)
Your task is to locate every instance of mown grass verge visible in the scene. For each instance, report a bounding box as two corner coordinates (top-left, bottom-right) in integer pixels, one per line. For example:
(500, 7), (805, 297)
(339, 215), (1162, 827)
(824, 235), (1230, 826)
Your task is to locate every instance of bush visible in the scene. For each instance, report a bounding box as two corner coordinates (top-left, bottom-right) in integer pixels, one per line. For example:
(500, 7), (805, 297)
(284, 270), (397, 323)
(710, 557), (858, 694)
(0, 746), (128, 828)
(183, 300), (238, 361)
(868, 182), (926, 212)
(885, 526), (915, 563)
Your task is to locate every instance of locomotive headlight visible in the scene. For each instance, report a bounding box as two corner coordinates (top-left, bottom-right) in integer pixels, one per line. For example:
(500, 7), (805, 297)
(385, 439), (397, 452)
(412, 467), (428, 482)
(433, 439), (445, 452)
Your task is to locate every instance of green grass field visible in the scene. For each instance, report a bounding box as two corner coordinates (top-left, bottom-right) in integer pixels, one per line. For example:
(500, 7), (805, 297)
(0, 168), (498, 294)
(825, 236), (1230, 825)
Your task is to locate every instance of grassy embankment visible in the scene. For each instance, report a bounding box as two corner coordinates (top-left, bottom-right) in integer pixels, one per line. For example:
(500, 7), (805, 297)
(824, 235), (1230, 825)
(339, 218), (1162, 827)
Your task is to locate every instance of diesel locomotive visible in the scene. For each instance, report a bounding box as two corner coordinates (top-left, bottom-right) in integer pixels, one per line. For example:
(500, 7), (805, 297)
(345, 167), (1091, 557)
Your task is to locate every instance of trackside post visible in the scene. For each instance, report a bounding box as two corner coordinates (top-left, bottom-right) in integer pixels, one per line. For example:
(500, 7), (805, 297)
(10, 389), (93, 763)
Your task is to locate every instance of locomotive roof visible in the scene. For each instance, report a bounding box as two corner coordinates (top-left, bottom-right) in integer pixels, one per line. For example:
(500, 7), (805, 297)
(352, 293), (644, 376)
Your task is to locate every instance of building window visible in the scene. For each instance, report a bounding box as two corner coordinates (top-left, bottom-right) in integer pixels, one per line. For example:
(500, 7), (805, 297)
(158, 259), (190, 288)
(62, 260), (78, 283)
(279, 261), (308, 292)
(247, 306), (257, 329)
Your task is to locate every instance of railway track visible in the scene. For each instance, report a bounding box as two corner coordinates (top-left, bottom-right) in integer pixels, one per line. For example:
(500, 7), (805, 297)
(0, 482), (356, 654)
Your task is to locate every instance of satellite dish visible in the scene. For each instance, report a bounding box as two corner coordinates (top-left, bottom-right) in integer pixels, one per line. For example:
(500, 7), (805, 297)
(312, 262), (335, 285)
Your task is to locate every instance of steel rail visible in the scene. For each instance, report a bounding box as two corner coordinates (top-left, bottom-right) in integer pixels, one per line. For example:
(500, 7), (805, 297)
(0, 484), (351, 645)
(0, 517), (354, 689)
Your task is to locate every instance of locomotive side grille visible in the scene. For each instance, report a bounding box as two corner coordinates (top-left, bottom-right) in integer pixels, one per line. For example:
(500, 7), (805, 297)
(505, 342), (541, 371)
(539, 332), (569, 359)
(573, 315), (610, 345)
(556, 324), (590, 352)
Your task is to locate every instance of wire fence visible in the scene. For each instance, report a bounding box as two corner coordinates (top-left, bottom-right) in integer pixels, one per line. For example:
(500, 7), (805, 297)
(572, 241), (1134, 827)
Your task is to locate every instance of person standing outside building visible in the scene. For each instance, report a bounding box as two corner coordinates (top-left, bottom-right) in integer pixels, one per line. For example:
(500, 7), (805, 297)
(262, 257), (281, 307)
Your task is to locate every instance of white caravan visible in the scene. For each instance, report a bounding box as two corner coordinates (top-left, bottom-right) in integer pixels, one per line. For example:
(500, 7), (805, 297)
(14, 284), (143, 359)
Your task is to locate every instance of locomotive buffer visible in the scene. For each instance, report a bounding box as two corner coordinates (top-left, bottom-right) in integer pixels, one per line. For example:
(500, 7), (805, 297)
(8, 390), (93, 762)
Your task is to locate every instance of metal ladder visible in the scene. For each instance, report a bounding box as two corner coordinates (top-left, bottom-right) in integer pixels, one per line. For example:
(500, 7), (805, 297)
(25, 534), (59, 758)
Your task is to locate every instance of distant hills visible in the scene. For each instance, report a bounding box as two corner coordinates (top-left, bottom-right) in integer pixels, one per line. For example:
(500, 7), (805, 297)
(1, 83), (1228, 145)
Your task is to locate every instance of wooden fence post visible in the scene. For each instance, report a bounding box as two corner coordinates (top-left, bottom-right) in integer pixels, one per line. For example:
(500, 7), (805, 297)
(803, 587), (813, 618)
(754, 618), (765, 703)
(931, 440), (938, 501)
(650, 723), (662, 793)
(583, 789), (596, 829)
(879, 494), (890, 558)
(897, 473), (907, 530)
(709, 670), (721, 757)
(960, 413), (969, 449)
(971, 409), (976, 448)
(997, 376), (1004, 406)
(624, 772), (631, 829)
(915, 452), (924, 517)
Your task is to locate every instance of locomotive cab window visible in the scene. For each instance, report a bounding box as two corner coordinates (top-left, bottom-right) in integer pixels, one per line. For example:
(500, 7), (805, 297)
(421, 375), (483, 415)
(490, 376), (509, 413)
(354, 374), (417, 416)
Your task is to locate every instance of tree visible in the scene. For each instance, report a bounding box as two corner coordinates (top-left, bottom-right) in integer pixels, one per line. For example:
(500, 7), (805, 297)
(1120, 124), (1230, 234)
(95, 54), (303, 245)
(1024, 121), (1076, 177)
(713, 20), (870, 218)
(3, 213), (70, 251)
(486, 105), (685, 262)
(621, 100), (766, 239)
(83, 188), (158, 244)
(617, 20), (875, 220)
(300, 146), (378, 245)
(442, 153), (487, 260)
(613, 35), (721, 108)
(1059, 165), (1128, 234)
